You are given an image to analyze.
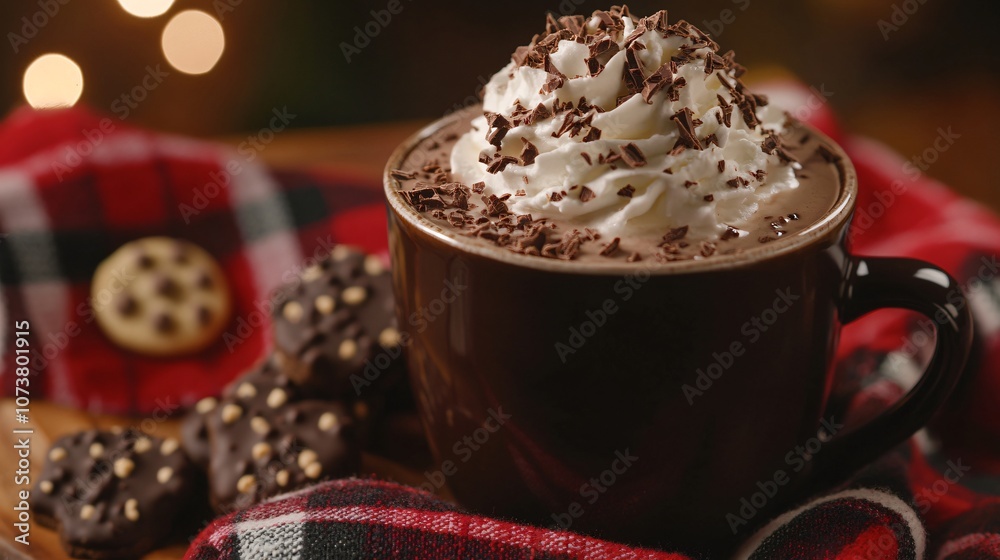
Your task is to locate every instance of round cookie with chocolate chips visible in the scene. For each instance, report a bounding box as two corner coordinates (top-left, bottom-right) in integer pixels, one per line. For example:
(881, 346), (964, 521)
(273, 245), (406, 402)
(92, 237), (231, 356)
(33, 429), (198, 559)
(202, 361), (361, 513)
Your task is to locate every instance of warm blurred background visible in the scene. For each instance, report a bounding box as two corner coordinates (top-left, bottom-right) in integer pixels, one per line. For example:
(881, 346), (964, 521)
(0, 0), (997, 208)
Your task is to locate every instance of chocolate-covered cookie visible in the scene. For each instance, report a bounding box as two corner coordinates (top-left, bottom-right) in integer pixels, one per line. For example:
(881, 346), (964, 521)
(202, 360), (360, 513)
(33, 430), (197, 559)
(181, 358), (288, 468)
(272, 246), (407, 404)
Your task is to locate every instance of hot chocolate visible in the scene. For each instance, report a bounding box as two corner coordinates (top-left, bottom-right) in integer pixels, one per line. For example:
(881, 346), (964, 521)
(383, 6), (973, 555)
(391, 7), (844, 263)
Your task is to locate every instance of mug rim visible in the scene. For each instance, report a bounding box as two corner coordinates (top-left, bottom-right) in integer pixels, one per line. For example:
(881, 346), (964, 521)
(384, 107), (858, 276)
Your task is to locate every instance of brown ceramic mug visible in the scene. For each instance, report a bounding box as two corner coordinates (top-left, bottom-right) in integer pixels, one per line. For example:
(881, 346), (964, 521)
(382, 114), (974, 555)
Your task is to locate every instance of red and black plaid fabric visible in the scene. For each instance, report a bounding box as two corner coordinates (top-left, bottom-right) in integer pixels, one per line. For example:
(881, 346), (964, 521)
(0, 106), (389, 414)
(2, 83), (1000, 557)
(185, 478), (687, 560)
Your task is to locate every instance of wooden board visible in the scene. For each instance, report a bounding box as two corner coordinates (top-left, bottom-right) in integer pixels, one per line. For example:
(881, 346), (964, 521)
(0, 399), (430, 559)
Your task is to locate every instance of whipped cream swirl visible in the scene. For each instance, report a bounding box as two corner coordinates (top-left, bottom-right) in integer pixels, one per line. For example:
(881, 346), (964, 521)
(451, 8), (799, 242)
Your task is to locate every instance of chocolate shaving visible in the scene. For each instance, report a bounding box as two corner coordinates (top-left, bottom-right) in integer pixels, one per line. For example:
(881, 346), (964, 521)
(716, 95), (733, 127)
(582, 127), (602, 142)
(624, 42), (647, 94)
(671, 108), (704, 151)
(617, 185), (636, 198)
(587, 37), (620, 77)
(642, 63), (674, 103)
(665, 77), (687, 102)
(540, 72), (565, 94)
(600, 237), (621, 257)
(520, 139), (539, 166)
(579, 186), (596, 202)
(390, 169), (416, 181)
(721, 226), (743, 241)
(704, 194), (715, 202)
(717, 160), (726, 173)
(645, 10), (669, 33)
(528, 103), (552, 125)
(483, 153), (519, 174)
(484, 112), (511, 148)
(662, 226), (689, 244)
(817, 144), (842, 163)
(620, 143), (647, 167)
(483, 194), (509, 217)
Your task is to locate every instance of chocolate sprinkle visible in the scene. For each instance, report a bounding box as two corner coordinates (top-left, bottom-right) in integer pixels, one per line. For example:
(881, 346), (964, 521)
(390, 169), (417, 181)
(617, 185), (636, 198)
(721, 226), (743, 241)
(620, 143), (647, 167)
(520, 140), (539, 166)
(671, 108), (703, 151)
(600, 237), (621, 256)
(662, 226), (689, 244)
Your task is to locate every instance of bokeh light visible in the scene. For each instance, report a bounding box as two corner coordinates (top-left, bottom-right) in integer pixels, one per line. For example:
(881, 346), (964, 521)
(161, 10), (226, 75)
(23, 54), (84, 109)
(117, 0), (175, 18)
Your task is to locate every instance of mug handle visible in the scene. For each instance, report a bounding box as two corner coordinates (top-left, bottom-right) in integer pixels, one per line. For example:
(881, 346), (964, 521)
(814, 256), (974, 484)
